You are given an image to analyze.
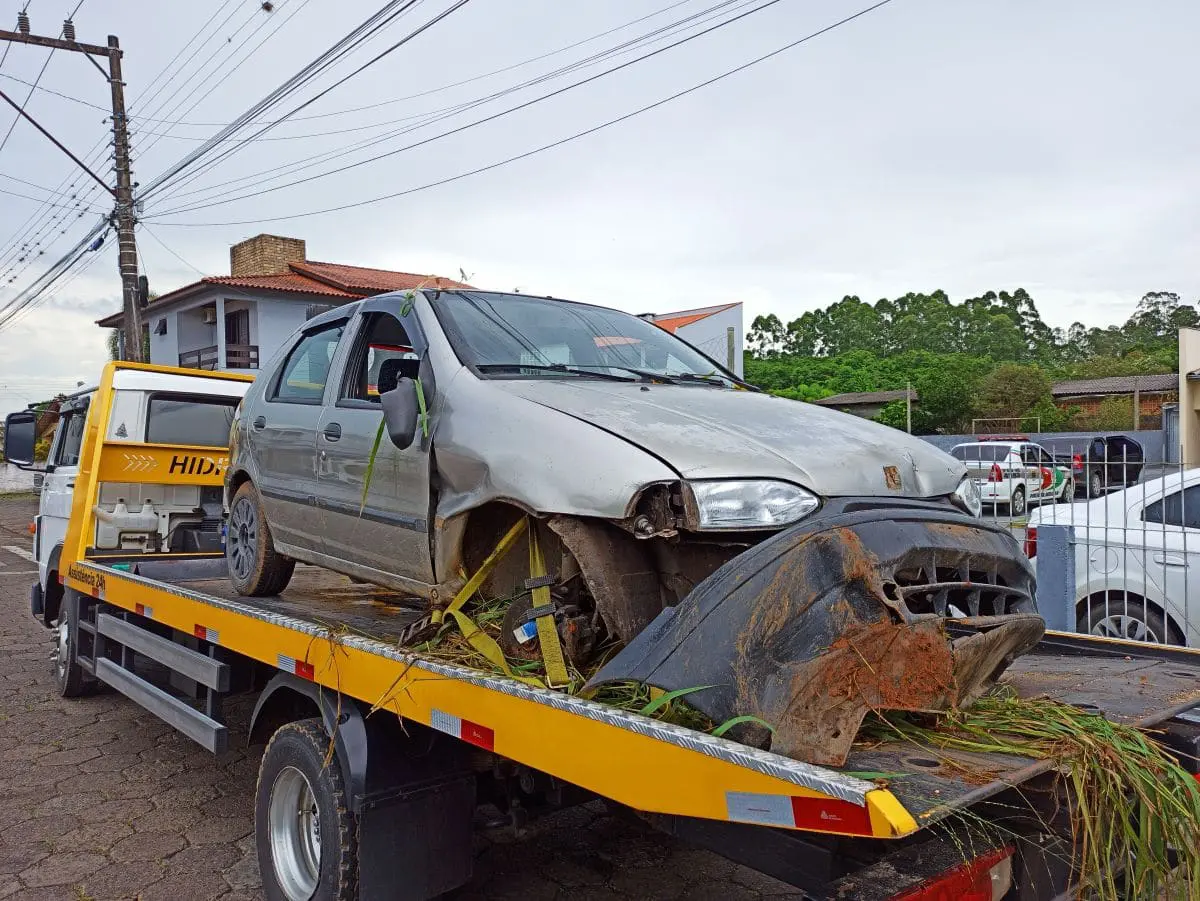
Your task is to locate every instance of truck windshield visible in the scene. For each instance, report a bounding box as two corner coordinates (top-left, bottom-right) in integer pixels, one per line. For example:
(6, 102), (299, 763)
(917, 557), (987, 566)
(432, 291), (734, 385)
(146, 395), (239, 448)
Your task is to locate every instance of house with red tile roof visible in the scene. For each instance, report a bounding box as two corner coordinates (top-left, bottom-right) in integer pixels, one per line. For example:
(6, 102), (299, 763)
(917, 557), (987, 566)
(641, 302), (743, 376)
(97, 234), (470, 372)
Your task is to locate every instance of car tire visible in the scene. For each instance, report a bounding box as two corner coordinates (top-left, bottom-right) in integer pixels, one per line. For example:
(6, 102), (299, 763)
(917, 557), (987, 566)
(1089, 471), (1103, 499)
(53, 591), (90, 698)
(1057, 478), (1074, 503)
(1009, 487), (1026, 517)
(256, 719), (357, 901)
(1081, 596), (1184, 646)
(227, 481), (295, 597)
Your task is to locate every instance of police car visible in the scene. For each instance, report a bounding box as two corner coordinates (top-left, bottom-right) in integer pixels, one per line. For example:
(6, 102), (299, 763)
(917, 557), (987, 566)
(951, 436), (1074, 516)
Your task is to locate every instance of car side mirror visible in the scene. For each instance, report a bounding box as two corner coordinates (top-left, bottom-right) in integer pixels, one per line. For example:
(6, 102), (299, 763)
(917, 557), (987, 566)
(380, 378), (420, 450)
(3, 410), (37, 468)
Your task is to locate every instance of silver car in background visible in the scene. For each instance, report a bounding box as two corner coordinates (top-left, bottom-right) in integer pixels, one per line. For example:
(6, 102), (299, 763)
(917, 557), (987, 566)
(224, 290), (997, 662)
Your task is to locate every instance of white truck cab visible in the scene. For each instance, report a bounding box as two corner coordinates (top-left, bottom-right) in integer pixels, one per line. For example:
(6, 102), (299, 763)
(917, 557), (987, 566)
(4, 368), (251, 626)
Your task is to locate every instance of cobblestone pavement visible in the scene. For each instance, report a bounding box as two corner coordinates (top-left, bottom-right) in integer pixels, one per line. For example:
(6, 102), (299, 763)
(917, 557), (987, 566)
(0, 496), (805, 901)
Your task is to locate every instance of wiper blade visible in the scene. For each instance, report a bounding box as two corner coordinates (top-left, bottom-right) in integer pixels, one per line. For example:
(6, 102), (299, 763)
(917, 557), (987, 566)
(668, 372), (728, 387)
(476, 363), (636, 382)
(569, 364), (680, 384)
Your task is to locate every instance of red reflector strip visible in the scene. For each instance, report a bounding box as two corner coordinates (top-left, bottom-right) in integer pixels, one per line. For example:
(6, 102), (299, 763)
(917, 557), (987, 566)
(57, 574), (65, 585)
(277, 654), (314, 680)
(193, 625), (219, 644)
(430, 708), (495, 751)
(725, 792), (873, 835)
(891, 846), (1014, 900)
(720, 791), (873, 835)
(134, 603), (152, 618)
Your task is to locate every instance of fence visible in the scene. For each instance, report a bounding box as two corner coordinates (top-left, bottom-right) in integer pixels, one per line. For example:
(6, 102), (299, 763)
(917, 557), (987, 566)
(955, 434), (1196, 648)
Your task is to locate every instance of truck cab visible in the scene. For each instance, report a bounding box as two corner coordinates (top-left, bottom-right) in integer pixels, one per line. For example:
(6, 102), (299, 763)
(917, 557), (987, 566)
(3, 368), (251, 628)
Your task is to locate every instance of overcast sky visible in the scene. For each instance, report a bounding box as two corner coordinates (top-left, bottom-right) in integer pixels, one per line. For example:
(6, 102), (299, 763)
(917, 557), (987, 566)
(0, 0), (1197, 413)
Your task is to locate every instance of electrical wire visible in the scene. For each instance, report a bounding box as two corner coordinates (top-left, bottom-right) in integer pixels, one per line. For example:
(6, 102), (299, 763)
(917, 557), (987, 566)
(149, 0), (757, 209)
(0, 72), (108, 111)
(149, 0), (785, 217)
(137, 0), (442, 200)
(0, 218), (109, 330)
(152, 0), (896, 227)
(129, 0), (699, 129)
(138, 223), (205, 277)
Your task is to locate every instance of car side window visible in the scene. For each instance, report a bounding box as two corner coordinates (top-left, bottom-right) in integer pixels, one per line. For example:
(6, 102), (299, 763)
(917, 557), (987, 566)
(1020, 447), (1038, 466)
(1038, 448), (1055, 466)
(1142, 485), (1200, 530)
(340, 313), (418, 403)
(271, 322), (345, 403)
(54, 411), (86, 467)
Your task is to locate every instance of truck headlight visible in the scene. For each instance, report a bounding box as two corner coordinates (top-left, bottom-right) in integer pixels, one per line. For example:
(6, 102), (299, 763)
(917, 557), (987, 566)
(686, 480), (820, 530)
(951, 475), (983, 518)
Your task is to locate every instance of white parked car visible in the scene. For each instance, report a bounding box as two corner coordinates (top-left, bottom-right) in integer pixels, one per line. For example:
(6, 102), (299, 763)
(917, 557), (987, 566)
(1026, 469), (1200, 646)
(951, 437), (1074, 516)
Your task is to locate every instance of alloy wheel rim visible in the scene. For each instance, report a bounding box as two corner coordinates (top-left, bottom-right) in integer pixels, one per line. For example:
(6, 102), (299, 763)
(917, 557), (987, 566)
(269, 766), (321, 900)
(227, 497), (257, 580)
(54, 620), (69, 680)
(1092, 614), (1159, 643)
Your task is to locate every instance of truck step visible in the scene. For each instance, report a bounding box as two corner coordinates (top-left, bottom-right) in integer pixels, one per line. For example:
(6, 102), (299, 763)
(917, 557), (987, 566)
(97, 612), (230, 691)
(95, 657), (228, 753)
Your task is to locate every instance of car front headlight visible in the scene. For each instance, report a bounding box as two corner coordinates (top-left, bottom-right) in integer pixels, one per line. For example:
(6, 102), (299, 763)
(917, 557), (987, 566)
(686, 480), (820, 530)
(951, 475), (983, 518)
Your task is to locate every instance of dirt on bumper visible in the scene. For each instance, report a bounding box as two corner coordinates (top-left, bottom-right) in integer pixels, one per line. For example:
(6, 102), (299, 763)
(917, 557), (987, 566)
(585, 499), (1044, 767)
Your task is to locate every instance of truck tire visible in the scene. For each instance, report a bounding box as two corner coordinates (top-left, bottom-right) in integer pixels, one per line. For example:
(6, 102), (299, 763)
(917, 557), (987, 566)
(1008, 486), (1026, 517)
(53, 591), (89, 698)
(227, 481), (295, 597)
(1089, 471), (1104, 499)
(257, 719), (357, 901)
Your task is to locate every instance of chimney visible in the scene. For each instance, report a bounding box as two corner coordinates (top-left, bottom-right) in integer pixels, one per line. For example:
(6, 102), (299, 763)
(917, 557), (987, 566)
(230, 234), (306, 277)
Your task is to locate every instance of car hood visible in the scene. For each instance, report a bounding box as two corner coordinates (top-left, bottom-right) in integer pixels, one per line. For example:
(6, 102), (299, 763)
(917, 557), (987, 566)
(490, 380), (964, 498)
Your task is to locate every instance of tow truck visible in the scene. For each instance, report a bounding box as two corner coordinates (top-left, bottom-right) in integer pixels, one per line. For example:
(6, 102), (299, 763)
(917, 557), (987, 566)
(6, 361), (1200, 901)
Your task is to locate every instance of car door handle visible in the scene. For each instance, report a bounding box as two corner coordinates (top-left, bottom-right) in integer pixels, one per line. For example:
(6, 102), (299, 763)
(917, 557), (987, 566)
(322, 422), (342, 442)
(252, 416), (266, 431)
(1152, 553), (1189, 567)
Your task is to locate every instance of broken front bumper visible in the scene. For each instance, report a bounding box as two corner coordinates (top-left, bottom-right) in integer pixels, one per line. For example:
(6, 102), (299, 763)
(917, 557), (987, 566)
(585, 498), (1043, 767)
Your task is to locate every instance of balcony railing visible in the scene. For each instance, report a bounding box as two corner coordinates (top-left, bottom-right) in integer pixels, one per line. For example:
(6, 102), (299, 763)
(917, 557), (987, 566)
(178, 344), (259, 371)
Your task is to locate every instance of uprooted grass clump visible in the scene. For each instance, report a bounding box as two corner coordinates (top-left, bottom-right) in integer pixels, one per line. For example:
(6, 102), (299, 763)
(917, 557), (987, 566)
(864, 692), (1200, 900)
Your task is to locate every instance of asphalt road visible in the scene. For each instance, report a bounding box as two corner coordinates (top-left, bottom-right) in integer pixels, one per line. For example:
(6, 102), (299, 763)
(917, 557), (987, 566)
(0, 495), (805, 901)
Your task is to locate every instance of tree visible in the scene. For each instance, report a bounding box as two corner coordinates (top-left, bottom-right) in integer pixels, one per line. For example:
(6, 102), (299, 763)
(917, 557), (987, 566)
(976, 364), (1052, 421)
(747, 313), (785, 357)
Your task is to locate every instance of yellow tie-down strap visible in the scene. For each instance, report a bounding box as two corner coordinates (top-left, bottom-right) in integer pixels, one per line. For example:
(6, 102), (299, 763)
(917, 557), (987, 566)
(96, 442), (229, 486)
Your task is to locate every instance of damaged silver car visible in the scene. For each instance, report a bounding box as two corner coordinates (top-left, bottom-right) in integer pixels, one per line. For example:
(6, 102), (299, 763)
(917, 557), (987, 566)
(226, 290), (1040, 765)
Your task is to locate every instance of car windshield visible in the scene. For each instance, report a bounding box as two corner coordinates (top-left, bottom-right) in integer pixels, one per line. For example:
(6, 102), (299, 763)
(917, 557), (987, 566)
(431, 291), (734, 385)
(952, 445), (1009, 463)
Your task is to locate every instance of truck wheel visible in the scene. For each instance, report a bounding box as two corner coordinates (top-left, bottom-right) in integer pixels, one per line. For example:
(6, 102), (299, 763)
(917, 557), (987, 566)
(257, 719), (356, 901)
(53, 592), (89, 698)
(1008, 487), (1026, 517)
(228, 481), (295, 597)
(1089, 471), (1103, 499)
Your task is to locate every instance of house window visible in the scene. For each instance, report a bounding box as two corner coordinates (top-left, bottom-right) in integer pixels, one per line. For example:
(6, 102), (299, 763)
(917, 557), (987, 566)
(154, 318), (167, 336)
(306, 303), (336, 321)
(225, 308), (250, 346)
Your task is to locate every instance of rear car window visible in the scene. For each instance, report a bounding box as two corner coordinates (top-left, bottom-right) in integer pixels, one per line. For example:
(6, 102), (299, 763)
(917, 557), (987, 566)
(952, 445), (1008, 463)
(146, 395), (239, 448)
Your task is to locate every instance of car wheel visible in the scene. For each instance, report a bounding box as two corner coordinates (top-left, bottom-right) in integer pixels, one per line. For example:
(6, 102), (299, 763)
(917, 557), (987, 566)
(1058, 478), (1074, 503)
(1082, 597), (1184, 646)
(1089, 471), (1103, 499)
(228, 481), (295, 597)
(256, 719), (357, 901)
(1009, 487), (1026, 517)
(53, 591), (90, 698)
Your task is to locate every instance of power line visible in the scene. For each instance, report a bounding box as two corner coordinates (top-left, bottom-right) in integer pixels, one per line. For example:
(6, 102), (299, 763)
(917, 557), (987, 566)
(153, 0), (896, 228)
(128, 0), (699, 130)
(137, 0), (442, 201)
(138, 223), (205, 276)
(149, 0), (785, 217)
(149, 0), (756, 209)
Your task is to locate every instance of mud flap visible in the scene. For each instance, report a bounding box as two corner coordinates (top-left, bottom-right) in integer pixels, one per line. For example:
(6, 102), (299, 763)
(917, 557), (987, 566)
(585, 505), (1044, 767)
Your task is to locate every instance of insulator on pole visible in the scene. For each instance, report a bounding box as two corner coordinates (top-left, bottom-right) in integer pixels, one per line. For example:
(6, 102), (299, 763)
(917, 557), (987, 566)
(16, 10), (30, 34)
(62, 19), (75, 41)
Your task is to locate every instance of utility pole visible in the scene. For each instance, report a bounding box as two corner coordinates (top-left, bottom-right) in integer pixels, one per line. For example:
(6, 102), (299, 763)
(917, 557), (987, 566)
(106, 35), (142, 362)
(0, 18), (144, 361)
